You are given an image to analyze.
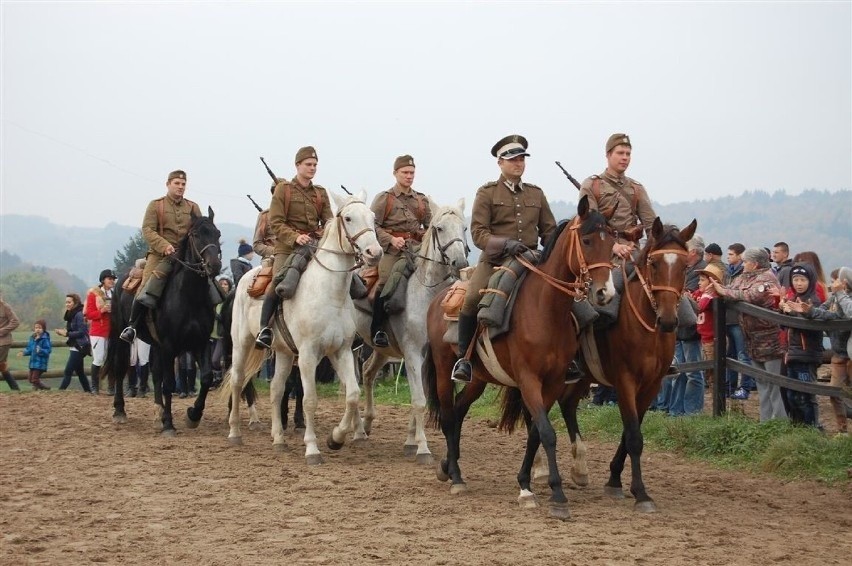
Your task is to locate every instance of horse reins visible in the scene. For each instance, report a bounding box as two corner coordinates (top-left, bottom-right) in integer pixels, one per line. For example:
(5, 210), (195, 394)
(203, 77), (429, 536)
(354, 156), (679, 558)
(406, 210), (469, 288)
(516, 217), (612, 300)
(310, 201), (376, 273)
(624, 247), (688, 332)
(170, 223), (219, 277)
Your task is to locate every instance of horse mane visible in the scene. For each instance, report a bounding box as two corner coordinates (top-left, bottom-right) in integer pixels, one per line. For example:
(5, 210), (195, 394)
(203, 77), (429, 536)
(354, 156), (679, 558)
(539, 220), (571, 264)
(420, 204), (464, 259)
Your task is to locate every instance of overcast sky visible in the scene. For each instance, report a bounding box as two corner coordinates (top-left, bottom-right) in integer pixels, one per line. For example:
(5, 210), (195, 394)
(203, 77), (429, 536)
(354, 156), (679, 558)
(2, 1), (850, 232)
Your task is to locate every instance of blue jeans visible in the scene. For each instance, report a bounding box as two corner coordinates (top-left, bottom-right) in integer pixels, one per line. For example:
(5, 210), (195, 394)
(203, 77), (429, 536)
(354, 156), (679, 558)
(59, 350), (91, 392)
(726, 324), (755, 392)
(653, 375), (674, 411)
(670, 339), (704, 415)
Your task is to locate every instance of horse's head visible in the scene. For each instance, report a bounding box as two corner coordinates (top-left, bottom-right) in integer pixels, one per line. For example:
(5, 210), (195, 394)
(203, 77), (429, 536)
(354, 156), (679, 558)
(572, 195), (617, 306)
(186, 206), (223, 278)
(637, 217), (697, 332)
(425, 197), (469, 273)
(331, 190), (383, 267)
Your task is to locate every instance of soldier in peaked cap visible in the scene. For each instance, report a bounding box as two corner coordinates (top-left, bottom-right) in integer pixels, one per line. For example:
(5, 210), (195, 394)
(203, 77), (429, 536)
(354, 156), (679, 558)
(120, 169), (202, 343)
(578, 133), (657, 261)
(451, 135), (557, 383)
(368, 154), (432, 347)
(255, 146), (333, 349)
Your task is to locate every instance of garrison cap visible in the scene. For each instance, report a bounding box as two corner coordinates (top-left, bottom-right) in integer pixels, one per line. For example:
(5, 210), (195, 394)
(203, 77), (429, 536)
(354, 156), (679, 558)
(168, 170), (187, 182)
(295, 146), (318, 164)
(491, 134), (529, 159)
(606, 133), (631, 153)
(393, 155), (415, 171)
(705, 243), (723, 256)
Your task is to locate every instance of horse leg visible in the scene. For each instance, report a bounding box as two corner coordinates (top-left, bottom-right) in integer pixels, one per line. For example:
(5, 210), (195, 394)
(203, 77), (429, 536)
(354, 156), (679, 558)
(226, 336), (253, 444)
(245, 381), (262, 431)
(281, 368), (293, 429)
(517, 409), (541, 509)
(270, 352), (293, 453)
(557, 384), (590, 487)
(111, 342), (131, 425)
(151, 349), (166, 429)
(293, 375), (304, 429)
(327, 347), (364, 446)
(159, 350), (178, 436)
(625, 388), (659, 513)
(443, 379), (487, 494)
(525, 391), (569, 520)
(360, 351), (387, 436)
(186, 343), (212, 427)
(404, 352), (433, 465)
(296, 352), (323, 464)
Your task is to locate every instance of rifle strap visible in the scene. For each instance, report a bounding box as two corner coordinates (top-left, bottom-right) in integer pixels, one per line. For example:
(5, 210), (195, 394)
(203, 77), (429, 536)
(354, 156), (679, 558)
(592, 177), (640, 213)
(156, 199), (165, 237)
(384, 191), (426, 223)
(283, 184), (324, 219)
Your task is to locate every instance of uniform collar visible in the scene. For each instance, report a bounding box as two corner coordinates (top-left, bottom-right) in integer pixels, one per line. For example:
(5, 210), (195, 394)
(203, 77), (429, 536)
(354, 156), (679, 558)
(603, 169), (627, 186)
(292, 177), (313, 190)
(166, 194), (185, 206)
(391, 183), (413, 196)
(500, 175), (525, 193)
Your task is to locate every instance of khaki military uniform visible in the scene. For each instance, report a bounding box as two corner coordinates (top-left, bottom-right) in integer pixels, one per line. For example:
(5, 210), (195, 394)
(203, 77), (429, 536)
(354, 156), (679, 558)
(578, 171), (656, 245)
(139, 195), (202, 289)
(371, 185), (432, 283)
(268, 177), (333, 274)
(462, 175), (557, 315)
(252, 209), (277, 260)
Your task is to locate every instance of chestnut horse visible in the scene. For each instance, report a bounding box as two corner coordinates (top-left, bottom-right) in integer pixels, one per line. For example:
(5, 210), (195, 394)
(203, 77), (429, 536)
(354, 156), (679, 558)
(536, 218), (697, 513)
(423, 196), (616, 520)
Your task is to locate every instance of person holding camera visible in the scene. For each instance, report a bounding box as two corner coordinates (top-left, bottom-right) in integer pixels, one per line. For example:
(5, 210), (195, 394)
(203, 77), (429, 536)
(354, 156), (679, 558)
(452, 134), (556, 383)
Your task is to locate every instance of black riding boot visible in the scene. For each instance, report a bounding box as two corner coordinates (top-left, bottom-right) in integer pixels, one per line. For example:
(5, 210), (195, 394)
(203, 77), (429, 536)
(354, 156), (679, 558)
(178, 367), (189, 398)
(120, 300), (146, 344)
(2, 370), (20, 391)
(138, 364), (149, 397)
(255, 288), (279, 349)
(127, 367), (138, 397)
(451, 313), (477, 383)
(90, 364), (101, 395)
(371, 293), (389, 348)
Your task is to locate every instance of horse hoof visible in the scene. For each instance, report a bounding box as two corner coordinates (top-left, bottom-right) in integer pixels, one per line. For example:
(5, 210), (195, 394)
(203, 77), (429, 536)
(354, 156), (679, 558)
(518, 491), (538, 509)
(549, 502), (571, 521)
(449, 482), (467, 495)
(185, 417), (200, 429)
(272, 442), (287, 453)
(161, 429), (177, 438)
(248, 421), (263, 431)
(327, 434), (345, 451)
(228, 436), (243, 446)
(112, 413), (128, 425)
(306, 453), (324, 466)
(634, 500), (657, 514)
(435, 461), (450, 482)
(415, 453), (434, 466)
(604, 485), (625, 499)
(571, 471), (589, 487)
(402, 444), (418, 457)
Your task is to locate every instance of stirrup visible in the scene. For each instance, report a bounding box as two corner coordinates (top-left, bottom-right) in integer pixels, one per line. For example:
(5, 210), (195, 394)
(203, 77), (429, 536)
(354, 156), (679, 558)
(565, 360), (584, 384)
(451, 358), (472, 383)
(119, 326), (136, 344)
(255, 328), (273, 350)
(373, 330), (389, 348)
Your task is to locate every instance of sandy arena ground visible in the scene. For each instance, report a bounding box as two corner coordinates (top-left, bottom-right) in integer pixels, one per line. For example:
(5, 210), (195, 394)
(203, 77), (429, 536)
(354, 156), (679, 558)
(1, 391), (850, 566)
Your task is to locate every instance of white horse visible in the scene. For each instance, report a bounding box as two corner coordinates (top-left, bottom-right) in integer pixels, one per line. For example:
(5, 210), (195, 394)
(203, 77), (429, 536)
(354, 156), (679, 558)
(224, 191), (383, 464)
(351, 198), (468, 464)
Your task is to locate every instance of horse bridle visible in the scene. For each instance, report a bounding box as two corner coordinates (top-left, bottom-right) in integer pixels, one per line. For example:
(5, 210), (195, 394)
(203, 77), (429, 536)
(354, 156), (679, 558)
(624, 246), (689, 332)
(311, 201), (376, 272)
(517, 216), (613, 300)
(171, 222), (220, 277)
(403, 210), (470, 287)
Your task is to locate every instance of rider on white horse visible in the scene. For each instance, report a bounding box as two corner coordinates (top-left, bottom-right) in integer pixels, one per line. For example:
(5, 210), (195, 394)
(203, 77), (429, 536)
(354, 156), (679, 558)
(369, 154), (432, 348)
(255, 146), (333, 350)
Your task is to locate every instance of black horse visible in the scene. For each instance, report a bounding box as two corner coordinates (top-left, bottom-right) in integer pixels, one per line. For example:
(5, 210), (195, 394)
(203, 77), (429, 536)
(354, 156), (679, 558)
(104, 208), (223, 435)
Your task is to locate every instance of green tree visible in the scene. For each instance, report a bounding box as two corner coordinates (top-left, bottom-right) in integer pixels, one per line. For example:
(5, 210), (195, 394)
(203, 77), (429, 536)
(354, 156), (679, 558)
(114, 230), (147, 276)
(0, 271), (65, 329)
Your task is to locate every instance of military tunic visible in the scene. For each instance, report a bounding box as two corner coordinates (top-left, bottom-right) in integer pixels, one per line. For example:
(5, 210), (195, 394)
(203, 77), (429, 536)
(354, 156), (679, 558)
(252, 209), (276, 260)
(269, 177), (333, 273)
(140, 195), (202, 287)
(578, 171), (656, 243)
(371, 184), (432, 282)
(462, 176), (557, 315)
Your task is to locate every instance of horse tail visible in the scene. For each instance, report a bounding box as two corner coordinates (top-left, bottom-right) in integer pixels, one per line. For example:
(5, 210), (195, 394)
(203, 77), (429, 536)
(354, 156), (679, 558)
(498, 386), (525, 433)
(101, 276), (132, 384)
(422, 341), (441, 428)
(218, 346), (267, 403)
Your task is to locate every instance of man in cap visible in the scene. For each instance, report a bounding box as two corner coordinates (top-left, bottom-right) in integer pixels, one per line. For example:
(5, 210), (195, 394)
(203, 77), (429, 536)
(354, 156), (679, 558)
(255, 146), (333, 349)
(451, 135), (557, 382)
(120, 170), (203, 343)
(87, 268), (117, 393)
(578, 134), (657, 261)
(704, 242), (726, 272)
(368, 155), (432, 347)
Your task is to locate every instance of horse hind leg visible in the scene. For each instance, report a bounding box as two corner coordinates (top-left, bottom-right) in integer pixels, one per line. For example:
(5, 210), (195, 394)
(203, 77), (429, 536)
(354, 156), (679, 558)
(245, 381), (263, 431)
(360, 351), (387, 436)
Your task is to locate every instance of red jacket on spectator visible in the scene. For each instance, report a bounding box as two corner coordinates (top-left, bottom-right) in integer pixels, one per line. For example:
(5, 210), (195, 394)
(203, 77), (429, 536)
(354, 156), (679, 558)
(85, 286), (110, 338)
(693, 288), (716, 344)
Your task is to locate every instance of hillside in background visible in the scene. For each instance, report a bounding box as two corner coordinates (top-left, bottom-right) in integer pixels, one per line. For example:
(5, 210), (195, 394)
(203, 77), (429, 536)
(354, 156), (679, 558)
(1, 190), (849, 284)
(0, 250), (89, 295)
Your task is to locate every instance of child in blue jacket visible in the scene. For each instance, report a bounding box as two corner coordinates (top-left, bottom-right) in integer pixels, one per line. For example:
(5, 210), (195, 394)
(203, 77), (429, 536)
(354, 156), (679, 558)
(17, 319), (51, 390)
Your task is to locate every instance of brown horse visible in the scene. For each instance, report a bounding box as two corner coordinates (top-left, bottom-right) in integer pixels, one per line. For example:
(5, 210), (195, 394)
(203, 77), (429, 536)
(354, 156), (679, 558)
(423, 196), (616, 520)
(541, 217), (697, 513)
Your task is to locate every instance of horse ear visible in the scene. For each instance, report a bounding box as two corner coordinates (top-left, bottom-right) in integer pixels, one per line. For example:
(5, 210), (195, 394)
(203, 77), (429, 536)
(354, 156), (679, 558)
(455, 197), (465, 214)
(680, 219), (698, 242)
(208, 206), (215, 221)
(577, 195), (590, 217)
(356, 189), (367, 204)
(651, 217), (664, 239)
(331, 191), (347, 212)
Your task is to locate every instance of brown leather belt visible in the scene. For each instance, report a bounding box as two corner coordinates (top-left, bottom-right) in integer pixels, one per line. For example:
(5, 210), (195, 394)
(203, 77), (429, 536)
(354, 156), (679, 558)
(390, 230), (423, 243)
